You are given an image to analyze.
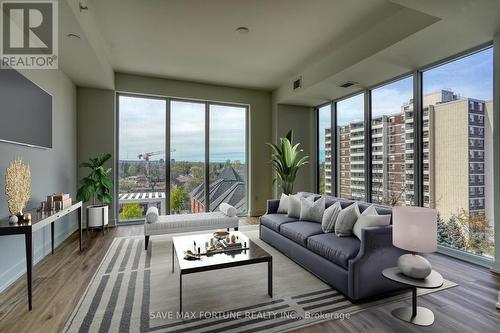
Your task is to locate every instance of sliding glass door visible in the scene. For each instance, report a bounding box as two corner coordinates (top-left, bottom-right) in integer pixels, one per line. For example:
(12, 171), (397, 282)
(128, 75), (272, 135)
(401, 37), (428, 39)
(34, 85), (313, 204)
(117, 95), (248, 223)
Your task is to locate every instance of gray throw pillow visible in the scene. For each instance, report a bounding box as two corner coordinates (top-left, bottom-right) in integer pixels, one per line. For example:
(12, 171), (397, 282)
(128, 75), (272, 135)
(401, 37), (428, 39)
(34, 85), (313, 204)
(356, 204), (378, 217)
(287, 194), (302, 219)
(353, 215), (391, 240)
(277, 193), (289, 214)
(299, 197), (325, 223)
(334, 203), (359, 237)
(322, 202), (341, 233)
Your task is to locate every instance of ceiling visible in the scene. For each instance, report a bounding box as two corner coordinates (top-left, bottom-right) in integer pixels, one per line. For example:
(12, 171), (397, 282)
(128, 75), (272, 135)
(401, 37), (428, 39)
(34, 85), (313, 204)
(58, 0), (500, 105)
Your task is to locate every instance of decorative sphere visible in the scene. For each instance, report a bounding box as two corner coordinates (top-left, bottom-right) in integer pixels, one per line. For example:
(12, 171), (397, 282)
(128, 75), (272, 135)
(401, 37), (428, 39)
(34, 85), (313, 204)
(398, 254), (432, 279)
(9, 215), (18, 224)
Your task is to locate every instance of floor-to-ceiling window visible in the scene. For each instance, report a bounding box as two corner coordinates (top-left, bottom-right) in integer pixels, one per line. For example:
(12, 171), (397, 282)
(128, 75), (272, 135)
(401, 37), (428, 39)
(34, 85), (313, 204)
(422, 47), (494, 258)
(209, 104), (247, 214)
(337, 94), (365, 200)
(118, 95), (248, 223)
(118, 95), (167, 222)
(371, 77), (414, 206)
(170, 100), (205, 214)
(317, 104), (332, 195)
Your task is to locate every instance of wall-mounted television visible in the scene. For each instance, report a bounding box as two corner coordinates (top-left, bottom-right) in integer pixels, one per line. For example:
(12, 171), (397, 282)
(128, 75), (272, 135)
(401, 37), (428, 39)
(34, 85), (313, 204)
(0, 68), (53, 149)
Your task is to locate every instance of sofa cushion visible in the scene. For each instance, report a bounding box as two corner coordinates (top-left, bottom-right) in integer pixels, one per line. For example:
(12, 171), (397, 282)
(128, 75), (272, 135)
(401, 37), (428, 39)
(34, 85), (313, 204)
(307, 233), (360, 269)
(321, 201), (341, 233)
(280, 221), (323, 246)
(334, 203), (359, 237)
(260, 214), (297, 232)
(277, 193), (289, 214)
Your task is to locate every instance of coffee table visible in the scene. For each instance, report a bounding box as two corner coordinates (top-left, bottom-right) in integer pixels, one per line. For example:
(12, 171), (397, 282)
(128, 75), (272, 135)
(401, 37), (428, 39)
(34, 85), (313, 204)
(172, 231), (273, 311)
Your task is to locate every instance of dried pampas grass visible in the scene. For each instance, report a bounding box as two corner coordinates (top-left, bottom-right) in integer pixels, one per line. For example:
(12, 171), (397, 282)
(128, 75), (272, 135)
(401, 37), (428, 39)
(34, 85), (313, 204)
(5, 157), (31, 215)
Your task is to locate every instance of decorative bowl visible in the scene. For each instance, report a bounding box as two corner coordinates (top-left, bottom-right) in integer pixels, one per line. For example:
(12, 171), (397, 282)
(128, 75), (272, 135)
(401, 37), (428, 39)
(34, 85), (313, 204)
(213, 231), (229, 239)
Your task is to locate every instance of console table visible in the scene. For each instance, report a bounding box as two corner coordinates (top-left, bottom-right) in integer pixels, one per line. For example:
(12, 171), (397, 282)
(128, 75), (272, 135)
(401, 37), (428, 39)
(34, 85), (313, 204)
(0, 201), (83, 310)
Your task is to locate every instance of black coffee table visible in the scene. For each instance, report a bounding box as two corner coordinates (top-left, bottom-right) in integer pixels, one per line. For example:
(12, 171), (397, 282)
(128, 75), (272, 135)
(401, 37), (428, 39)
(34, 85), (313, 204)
(172, 231), (273, 311)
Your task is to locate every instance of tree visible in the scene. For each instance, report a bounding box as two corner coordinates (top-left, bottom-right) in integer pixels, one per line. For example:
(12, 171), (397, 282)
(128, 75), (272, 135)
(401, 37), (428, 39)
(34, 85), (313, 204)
(171, 186), (189, 213)
(127, 164), (138, 176)
(119, 203), (143, 220)
(454, 209), (493, 255)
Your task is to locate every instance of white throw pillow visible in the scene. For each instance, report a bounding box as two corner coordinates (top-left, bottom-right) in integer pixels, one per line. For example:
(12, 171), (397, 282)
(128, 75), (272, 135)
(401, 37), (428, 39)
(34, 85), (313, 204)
(353, 215), (391, 240)
(287, 194), (302, 219)
(334, 203), (359, 237)
(145, 207), (159, 224)
(219, 203), (237, 217)
(322, 202), (341, 233)
(277, 193), (289, 214)
(300, 197), (325, 223)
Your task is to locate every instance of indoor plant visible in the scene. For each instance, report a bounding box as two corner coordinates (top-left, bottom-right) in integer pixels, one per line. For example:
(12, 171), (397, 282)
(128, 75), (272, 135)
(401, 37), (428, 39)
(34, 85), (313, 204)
(77, 153), (113, 228)
(267, 130), (309, 195)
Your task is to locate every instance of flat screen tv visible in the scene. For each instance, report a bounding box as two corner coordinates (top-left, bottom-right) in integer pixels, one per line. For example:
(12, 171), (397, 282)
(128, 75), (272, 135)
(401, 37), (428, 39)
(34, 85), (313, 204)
(0, 68), (53, 149)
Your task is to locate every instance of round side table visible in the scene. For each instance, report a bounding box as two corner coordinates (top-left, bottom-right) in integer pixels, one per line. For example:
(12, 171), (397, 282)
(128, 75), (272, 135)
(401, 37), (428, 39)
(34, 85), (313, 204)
(382, 267), (443, 326)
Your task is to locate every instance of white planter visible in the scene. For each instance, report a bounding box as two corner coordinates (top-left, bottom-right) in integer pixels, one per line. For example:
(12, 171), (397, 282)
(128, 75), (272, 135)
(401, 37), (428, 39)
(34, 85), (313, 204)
(87, 205), (109, 228)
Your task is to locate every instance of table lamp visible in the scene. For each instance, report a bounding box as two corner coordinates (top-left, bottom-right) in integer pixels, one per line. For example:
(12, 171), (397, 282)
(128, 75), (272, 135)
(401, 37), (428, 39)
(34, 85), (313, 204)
(393, 206), (437, 279)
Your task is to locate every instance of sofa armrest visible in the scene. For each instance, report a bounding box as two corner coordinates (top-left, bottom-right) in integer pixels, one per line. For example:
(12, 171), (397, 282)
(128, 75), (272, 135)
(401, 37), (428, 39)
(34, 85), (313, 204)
(266, 199), (280, 214)
(348, 226), (408, 300)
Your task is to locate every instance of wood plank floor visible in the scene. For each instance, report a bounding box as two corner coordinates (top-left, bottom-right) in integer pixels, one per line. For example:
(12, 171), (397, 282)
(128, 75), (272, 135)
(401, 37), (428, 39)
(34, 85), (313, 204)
(0, 221), (498, 333)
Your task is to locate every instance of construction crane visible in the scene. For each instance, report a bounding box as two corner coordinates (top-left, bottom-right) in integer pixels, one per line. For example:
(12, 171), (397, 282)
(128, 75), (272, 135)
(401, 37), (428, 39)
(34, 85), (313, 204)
(137, 149), (176, 189)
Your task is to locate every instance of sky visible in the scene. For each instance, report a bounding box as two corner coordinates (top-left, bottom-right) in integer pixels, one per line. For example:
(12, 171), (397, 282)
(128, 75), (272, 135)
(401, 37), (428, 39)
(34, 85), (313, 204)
(318, 47), (493, 162)
(119, 98), (246, 163)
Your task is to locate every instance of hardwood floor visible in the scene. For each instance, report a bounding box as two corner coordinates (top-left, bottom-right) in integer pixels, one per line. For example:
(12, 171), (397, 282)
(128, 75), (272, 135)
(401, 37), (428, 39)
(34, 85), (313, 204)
(0, 223), (498, 333)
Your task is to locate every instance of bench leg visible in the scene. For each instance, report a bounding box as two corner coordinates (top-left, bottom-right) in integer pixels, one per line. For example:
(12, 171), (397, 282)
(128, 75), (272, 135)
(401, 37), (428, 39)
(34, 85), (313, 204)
(145, 236), (150, 250)
(234, 227), (239, 231)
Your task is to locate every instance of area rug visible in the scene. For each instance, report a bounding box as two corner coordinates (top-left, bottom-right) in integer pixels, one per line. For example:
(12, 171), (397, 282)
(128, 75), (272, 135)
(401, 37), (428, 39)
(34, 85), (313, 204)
(64, 225), (456, 333)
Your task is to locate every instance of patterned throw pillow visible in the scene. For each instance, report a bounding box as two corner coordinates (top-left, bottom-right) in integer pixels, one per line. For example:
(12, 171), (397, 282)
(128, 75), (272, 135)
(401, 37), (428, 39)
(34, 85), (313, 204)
(334, 203), (359, 237)
(287, 194), (302, 219)
(277, 193), (289, 214)
(321, 201), (341, 233)
(299, 197), (325, 223)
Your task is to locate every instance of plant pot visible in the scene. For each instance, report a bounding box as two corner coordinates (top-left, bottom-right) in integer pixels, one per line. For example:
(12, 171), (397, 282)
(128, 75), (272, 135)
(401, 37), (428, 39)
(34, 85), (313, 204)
(87, 205), (109, 228)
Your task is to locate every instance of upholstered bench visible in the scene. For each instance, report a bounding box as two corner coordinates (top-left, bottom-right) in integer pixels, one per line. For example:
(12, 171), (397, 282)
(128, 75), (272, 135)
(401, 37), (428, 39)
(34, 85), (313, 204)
(144, 203), (239, 250)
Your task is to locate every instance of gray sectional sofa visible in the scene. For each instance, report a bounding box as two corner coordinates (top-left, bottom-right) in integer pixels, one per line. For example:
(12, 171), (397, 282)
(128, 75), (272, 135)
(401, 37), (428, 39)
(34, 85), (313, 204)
(259, 192), (408, 301)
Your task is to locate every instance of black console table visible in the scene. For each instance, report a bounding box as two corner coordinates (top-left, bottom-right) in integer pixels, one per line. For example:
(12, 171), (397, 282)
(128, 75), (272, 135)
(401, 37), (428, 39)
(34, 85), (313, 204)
(0, 201), (83, 310)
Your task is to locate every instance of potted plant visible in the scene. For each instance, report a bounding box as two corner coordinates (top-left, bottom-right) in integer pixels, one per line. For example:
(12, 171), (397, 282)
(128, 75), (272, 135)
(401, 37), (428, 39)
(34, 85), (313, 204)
(267, 130), (309, 195)
(77, 153), (113, 229)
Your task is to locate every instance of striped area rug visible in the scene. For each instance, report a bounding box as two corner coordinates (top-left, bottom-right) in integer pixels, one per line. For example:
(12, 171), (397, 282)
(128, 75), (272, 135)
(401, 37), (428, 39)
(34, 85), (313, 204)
(64, 226), (456, 333)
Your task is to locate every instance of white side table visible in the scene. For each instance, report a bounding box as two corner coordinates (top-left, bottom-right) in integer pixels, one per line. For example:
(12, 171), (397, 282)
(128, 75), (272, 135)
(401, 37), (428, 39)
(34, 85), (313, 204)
(382, 267), (443, 326)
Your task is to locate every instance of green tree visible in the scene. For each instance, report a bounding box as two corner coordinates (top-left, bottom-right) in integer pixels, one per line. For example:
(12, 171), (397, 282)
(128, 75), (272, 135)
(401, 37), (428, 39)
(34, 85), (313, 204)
(127, 164), (138, 176)
(171, 186), (189, 213)
(119, 203), (143, 220)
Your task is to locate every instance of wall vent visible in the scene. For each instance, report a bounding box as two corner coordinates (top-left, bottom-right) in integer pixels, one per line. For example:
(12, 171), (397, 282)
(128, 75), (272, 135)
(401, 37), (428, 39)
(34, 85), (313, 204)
(339, 81), (358, 88)
(293, 76), (302, 90)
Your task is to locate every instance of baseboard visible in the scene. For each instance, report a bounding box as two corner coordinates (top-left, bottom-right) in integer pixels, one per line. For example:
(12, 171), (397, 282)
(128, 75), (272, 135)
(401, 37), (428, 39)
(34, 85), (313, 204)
(490, 261), (500, 275)
(0, 223), (78, 293)
(437, 244), (493, 269)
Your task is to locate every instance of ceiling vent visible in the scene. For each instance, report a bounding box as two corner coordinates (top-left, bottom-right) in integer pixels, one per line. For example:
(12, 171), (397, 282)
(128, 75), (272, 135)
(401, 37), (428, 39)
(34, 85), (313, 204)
(293, 76), (302, 90)
(339, 81), (358, 88)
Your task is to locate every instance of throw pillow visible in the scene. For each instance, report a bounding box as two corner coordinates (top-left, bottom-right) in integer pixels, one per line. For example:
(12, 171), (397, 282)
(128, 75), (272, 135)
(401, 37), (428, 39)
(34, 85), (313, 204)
(352, 215), (391, 240)
(287, 194), (302, 219)
(321, 202), (341, 233)
(334, 203), (359, 237)
(299, 197), (325, 223)
(277, 193), (289, 214)
(356, 204), (378, 217)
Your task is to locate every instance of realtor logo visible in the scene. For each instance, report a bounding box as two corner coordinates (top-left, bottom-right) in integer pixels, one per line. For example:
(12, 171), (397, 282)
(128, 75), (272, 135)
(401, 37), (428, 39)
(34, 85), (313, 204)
(0, 0), (58, 69)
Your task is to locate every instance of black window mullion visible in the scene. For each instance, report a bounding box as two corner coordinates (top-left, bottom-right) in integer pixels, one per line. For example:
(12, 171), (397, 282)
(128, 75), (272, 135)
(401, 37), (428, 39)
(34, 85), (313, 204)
(331, 102), (338, 197)
(413, 71), (424, 207)
(364, 91), (372, 202)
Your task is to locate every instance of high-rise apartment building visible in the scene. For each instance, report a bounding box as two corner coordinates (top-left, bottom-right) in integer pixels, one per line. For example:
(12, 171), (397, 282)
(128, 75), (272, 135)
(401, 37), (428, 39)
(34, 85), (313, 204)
(324, 90), (492, 221)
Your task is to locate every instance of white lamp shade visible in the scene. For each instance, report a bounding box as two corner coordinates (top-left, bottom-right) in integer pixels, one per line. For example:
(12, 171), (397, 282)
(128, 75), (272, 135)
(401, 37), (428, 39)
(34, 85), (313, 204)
(393, 206), (437, 253)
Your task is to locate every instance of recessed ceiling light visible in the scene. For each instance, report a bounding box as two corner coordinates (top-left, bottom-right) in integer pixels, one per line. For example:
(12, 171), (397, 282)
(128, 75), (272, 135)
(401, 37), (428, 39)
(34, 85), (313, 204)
(235, 27), (249, 34)
(67, 33), (81, 39)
